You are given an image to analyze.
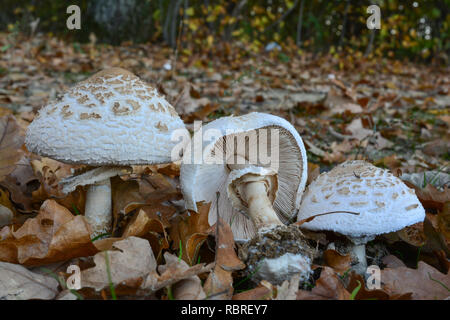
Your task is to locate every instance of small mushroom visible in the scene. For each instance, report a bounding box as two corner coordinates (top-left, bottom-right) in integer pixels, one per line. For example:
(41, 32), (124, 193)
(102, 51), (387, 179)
(297, 160), (426, 274)
(181, 112), (313, 284)
(25, 68), (187, 236)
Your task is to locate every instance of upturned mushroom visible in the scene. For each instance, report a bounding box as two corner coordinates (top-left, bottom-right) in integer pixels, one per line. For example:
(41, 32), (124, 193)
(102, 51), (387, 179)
(297, 160), (426, 274)
(25, 68), (187, 236)
(181, 112), (308, 240)
(181, 112), (314, 284)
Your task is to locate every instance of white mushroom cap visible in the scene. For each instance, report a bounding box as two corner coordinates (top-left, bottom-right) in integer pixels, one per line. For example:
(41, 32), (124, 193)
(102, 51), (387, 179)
(25, 68), (186, 165)
(297, 160), (425, 238)
(181, 112), (308, 240)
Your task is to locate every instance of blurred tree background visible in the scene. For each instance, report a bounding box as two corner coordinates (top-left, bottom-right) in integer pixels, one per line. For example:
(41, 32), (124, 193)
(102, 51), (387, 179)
(0, 0), (448, 62)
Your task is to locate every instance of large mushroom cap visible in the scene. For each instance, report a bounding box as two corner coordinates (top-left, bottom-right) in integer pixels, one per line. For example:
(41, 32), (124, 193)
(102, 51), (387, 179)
(25, 68), (186, 165)
(297, 160), (425, 238)
(181, 112), (308, 240)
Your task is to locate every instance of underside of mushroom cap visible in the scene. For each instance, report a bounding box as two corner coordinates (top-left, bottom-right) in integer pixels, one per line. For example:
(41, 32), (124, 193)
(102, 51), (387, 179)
(25, 68), (187, 165)
(226, 166), (278, 214)
(297, 160), (425, 238)
(181, 112), (308, 240)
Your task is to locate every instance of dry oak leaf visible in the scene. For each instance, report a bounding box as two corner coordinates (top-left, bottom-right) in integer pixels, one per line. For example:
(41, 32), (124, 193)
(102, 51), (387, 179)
(30, 158), (85, 215)
(111, 175), (180, 232)
(381, 261), (450, 300)
(169, 201), (213, 266)
(232, 284), (272, 300)
(174, 82), (211, 115)
(0, 115), (24, 179)
(347, 272), (412, 300)
(204, 218), (245, 300)
(122, 205), (173, 261)
(0, 156), (38, 213)
(0, 200), (97, 266)
(160, 255), (206, 300)
(404, 182), (450, 211)
(0, 261), (59, 300)
(276, 274), (301, 300)
(323, 249), (352, 275)
(81, 236), (156, 291)
(141, 251), (213, 293)
(0, 188), (15, 227)
(296, 266), (351, 300)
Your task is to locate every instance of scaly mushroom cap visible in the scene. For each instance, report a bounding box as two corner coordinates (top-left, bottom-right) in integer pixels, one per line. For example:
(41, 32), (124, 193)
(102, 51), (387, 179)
(25, 68), (186, 165)
(181, 112), (308, 240)
(297, 160), (425, 238)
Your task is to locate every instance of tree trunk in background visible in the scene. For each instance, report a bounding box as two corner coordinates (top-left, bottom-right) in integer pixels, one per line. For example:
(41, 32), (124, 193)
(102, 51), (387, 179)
(163, 0), (173, 45)
(224, 0), (247, 41)
(170, 0), (184, 48)
(338, 0), (350, 49)
(296, 0), (305, 47)
(88, 0), (153, 44)
(364, 29), (375, 57)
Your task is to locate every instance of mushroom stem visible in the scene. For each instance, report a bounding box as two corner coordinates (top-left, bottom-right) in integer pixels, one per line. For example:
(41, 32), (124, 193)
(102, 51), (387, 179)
(239, 179), (283, 231)
(351, 243), (368, 275)
(85, 178), (112, 237)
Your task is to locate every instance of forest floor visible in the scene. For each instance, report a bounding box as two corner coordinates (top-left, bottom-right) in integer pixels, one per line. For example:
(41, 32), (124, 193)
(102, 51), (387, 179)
(0, 32), (449, 300)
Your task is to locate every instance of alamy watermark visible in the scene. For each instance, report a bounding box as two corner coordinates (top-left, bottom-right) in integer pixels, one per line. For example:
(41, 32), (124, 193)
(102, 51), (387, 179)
(367, 5), (381, 30)
(66, 5), (81, 30)
(170, 122), (280, 170)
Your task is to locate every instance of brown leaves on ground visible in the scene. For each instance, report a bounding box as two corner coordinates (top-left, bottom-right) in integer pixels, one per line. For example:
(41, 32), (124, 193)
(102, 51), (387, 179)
(346, 272), (412, 300)
(111, 173), (181, 233)
(408, 182), (450, 212)
(81, 236), (156, 291)
(122, 205), (173, 261)
(0, 261), (59, 300)
(30, 157), (86, 215)
(143, 251), (212, 294)
(381, 261), (450, 300)
(204, 217), (245, 300)
(296, 266), (351, 300)
(0, 115), (24, 178)
(79, 236), (213, 298)
(169, 201), (213, 266)
(323, 249), (352, 275)
(0, 200), (97, 266)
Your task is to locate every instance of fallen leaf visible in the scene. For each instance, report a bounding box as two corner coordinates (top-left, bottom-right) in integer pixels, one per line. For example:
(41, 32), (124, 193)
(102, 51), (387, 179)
(111, 176), (180, 232)
(296, 266), (350, 300)
(397, 222), (426, 247)
(0, 188), (15, 227)
(122, 205), (173, 260)
(382, 255), (406, 268)
(0, 200), (97, 266)
(306, 162), (320, 185)
(323, 249), (352, 275)
(0, 115), (24, 179)
(141, 251), (213, 293)
(81, 236), (156, 291)
(175, 82), (211, 115)
(0, 156), (38, 213)
(0, 261), (59, 300)
(404, 182), (449, 211)
(169, 201), (213, 265)
(381, 261), (450, 300)
(276, 274), (301, 300)
(346, 118), (393, 149)
(232, 284), (272, 300)
(203, 218), (244, 300)
(347, 272), (412, 300)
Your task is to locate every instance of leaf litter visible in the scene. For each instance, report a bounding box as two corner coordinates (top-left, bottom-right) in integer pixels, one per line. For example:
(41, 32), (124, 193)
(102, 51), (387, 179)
(0, 31), (448, 300)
